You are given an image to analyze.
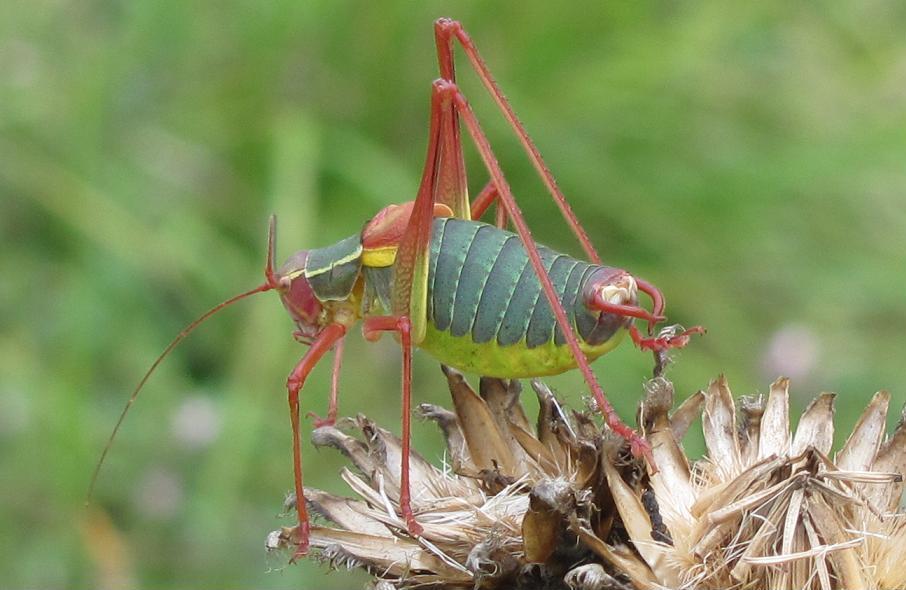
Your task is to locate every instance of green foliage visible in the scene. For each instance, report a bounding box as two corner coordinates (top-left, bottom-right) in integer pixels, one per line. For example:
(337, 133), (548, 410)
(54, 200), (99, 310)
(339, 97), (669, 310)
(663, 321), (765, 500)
(2, 1), (905, 587)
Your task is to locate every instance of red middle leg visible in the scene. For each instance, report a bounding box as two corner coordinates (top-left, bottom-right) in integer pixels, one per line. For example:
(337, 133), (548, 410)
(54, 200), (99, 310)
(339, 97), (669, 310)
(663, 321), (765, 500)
(363, 315), (423, 536)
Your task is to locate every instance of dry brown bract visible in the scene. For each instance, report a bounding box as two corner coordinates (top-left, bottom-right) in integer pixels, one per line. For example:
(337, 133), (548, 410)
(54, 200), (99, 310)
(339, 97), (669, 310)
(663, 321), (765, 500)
(267, 370), (906, 590)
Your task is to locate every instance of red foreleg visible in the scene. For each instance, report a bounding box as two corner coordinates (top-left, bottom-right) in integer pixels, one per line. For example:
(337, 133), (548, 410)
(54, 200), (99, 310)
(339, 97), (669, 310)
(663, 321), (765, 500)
(362, 316), (423, 536)
(435, 79), (653, 466)
(286, 323), (347, 559)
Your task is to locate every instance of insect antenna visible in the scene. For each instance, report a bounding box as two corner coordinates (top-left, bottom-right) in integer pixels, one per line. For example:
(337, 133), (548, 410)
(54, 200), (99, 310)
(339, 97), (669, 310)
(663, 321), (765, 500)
(86, 216), (280, 505)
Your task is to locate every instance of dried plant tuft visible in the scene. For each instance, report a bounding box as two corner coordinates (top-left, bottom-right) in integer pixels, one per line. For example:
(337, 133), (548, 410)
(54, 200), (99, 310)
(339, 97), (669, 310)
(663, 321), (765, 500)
(267, 370), (906, 590)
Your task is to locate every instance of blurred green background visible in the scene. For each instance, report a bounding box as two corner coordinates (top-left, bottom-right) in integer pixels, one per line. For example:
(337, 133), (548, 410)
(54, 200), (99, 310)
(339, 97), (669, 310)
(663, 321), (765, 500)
(3, 1), (906, 588)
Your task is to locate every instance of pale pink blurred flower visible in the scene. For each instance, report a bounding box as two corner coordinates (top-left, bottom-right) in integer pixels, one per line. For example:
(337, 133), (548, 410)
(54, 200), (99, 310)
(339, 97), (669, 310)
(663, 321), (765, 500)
(133, 467), (183, 521)
(762, 324), (819, 381)
(170, 394), (222, 450)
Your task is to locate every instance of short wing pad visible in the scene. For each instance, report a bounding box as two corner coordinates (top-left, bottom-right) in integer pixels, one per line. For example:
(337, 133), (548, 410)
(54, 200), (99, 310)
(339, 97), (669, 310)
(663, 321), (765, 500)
(361, 201), (455, 268)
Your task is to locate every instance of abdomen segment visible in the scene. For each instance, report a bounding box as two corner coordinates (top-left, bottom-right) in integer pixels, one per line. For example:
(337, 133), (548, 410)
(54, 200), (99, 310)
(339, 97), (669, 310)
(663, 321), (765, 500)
(422, 218), (629, 377)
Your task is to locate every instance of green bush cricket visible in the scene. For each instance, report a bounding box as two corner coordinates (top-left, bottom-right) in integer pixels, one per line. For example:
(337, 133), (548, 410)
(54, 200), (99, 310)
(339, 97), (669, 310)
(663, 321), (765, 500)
(90, 18), (703, 560)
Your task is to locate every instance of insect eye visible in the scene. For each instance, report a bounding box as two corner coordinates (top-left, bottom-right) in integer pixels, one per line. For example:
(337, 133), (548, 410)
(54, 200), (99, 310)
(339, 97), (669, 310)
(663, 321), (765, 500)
(283, 273), (323, 324)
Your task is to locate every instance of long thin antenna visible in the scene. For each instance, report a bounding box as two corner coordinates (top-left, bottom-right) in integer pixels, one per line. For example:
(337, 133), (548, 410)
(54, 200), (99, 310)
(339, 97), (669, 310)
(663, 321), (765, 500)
(86, 282), (273, 504)
(86, 223), (283, 505)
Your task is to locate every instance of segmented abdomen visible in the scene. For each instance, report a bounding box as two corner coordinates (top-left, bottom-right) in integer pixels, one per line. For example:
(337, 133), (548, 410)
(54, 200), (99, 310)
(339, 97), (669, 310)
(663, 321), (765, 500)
(427, 218), (622, 349)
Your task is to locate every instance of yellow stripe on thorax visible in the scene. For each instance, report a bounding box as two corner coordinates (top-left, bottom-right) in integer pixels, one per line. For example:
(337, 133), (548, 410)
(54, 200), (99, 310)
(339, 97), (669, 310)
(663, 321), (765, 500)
(361, 245), (398, 268)
(304, 245), (363, 278)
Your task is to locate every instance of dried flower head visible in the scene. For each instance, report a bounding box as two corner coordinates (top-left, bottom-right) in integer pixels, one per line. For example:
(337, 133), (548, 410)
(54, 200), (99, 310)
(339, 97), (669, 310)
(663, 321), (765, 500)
(267, 370), (906, 590)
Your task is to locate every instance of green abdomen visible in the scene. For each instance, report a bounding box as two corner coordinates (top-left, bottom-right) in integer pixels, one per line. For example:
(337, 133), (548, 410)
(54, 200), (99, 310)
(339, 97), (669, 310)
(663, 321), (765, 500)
(420, 218), (628, 378)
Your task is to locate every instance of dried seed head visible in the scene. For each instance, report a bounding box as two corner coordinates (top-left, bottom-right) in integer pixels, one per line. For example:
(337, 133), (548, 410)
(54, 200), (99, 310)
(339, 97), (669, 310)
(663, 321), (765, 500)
(268, 374), (906, 590)
(565, 563), (626, 590)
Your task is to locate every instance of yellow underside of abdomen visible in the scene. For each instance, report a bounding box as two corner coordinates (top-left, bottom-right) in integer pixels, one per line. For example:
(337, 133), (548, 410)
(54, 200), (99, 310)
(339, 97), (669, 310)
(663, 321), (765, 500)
(418, 325), (627, 378)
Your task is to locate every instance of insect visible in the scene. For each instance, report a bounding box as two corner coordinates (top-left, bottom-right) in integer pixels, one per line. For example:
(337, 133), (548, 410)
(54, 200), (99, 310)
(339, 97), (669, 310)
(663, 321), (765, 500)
(89, 18), (702, 559)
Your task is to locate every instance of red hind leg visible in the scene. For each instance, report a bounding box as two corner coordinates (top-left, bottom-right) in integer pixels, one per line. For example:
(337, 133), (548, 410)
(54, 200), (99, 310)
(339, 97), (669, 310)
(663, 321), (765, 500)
(362, 315), (423, 537)
(428, 78), (653, 467)
(435, 18), (705, 371)
(434, 18), (601, 264)
(285, 323), (347, 559)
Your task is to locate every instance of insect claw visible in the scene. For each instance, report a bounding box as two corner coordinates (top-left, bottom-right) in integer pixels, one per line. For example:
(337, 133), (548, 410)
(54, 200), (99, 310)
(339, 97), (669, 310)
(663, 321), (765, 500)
(290, 544), (309, 563)
(405, 515), (424, 537)
(630, 435), (658, 474)
(286, 521), (311, 563)
(604, 411), (658, 472)
(631, 324), (705, 353)
(306, 411), (336, 429)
